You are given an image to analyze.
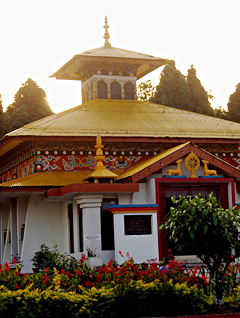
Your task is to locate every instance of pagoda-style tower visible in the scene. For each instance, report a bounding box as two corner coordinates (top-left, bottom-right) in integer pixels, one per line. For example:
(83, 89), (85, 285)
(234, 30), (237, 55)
(50, 17), (168, 103)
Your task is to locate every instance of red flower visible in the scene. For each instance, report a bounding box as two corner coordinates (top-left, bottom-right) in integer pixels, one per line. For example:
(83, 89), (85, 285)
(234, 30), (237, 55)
(119, 251), (124, 258)
(15, 285), (20, 290)
(12, 257), (17, 264)
(80, 254), (86, 262)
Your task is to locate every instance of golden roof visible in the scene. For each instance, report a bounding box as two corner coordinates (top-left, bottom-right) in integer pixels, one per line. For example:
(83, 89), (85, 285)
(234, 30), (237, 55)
(0, 170), (123, 188)
(50, 48), (167, 81)
(6, 99), (240, 139)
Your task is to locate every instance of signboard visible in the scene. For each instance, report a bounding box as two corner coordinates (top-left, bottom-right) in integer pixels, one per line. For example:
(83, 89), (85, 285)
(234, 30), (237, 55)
(84, 235), (101, 241)
(124, 215), (152, 235)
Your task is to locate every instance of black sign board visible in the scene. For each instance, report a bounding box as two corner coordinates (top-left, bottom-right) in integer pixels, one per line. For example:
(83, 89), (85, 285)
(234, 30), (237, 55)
(124, 215), (152, 235)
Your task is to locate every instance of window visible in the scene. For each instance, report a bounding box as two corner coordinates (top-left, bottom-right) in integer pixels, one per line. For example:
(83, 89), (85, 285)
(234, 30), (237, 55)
(110, 81), (121, 99)
(68, 204), (74, 253)
(124, 82), (135, 100)
(97, 80), (108, 99)
(124, 215), (152, 235)
(101, 199), (117, 250)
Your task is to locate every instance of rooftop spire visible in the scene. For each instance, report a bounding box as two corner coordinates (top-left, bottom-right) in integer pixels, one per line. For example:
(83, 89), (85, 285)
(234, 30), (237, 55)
(84, 135), (118, 183)
(103, 16), (111, 48)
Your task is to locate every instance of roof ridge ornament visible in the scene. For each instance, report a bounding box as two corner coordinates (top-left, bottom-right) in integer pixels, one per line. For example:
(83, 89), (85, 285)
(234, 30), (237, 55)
(103, 16), (111, 48)
(84, 134), (118, 183)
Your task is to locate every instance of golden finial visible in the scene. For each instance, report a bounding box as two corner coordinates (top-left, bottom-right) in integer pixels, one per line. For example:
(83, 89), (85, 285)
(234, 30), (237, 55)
(103, 16), (111, 48)
(94, 134), (105, 165)
(84, 134), (118, 182)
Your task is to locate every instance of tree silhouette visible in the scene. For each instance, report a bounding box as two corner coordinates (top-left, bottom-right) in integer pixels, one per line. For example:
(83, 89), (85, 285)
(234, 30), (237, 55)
(6, 78), (53, 132)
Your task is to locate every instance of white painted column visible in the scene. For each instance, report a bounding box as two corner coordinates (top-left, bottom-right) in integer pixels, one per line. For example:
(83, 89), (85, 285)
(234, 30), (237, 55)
(75, 195), (103, 257)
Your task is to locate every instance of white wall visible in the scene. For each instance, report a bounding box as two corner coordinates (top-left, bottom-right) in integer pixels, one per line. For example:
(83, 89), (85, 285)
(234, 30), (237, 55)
(21, 194), (63, 273)
(114, 212), (158, 264)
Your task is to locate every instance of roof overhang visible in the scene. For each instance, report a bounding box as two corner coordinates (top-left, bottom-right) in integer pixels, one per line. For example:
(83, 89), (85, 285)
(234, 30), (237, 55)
(45, 183), (139, 200)
(50, 54), (168, 81)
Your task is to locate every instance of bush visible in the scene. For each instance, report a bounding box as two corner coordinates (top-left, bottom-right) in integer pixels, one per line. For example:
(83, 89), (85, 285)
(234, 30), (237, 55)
(0, 280), (207, 318)
(31, 244), (77, 272)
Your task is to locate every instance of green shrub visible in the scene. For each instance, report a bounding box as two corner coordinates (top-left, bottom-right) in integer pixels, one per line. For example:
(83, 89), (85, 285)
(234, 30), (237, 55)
(31, 244), (77, 272)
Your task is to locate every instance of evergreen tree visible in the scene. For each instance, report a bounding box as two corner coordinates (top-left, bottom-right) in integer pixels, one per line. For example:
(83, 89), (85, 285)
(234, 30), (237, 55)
(6, 78), (53, 131)
(0, 94), (11, 138)
(150, 60), (192, 111)
(186, 65), (214, 116)
(148, 61), (214, 116)
(213, 106), (228, 120)
(227, 83), (240, 123)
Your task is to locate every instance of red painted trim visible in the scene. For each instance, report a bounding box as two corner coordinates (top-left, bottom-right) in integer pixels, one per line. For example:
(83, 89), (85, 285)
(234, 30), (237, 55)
(46, 183), (139, 198)
(156, 177), (236, 206)
(0, 187), (47, 193)
(156, 177), (234, 184)
(232, 180), (236, 206)
(155, 178), (161, 260)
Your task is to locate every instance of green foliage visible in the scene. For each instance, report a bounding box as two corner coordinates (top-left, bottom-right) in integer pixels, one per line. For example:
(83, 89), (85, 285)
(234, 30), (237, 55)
(0, 94), (11, 138)
(141, 61), (215, 117)
(213, 106), (228, 120)
(227, 83), (240, 123)
(0, 278), (208, 318)
(187, 65), (214, 116)
(6, 78), (53, 132)
(150, 60), (192, 111)
(4, 255), (240, 316)
(137, 79), (155, 101)
(31, 244), (77, 272)
(160, 194), (240, 266)
(160, 193), (240, 305)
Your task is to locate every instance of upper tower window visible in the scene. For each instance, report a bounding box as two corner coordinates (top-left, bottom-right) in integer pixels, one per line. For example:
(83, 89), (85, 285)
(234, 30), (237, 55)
(110, 81), (121, 99)
(124, 82), (135, 100)
(98, 80), (108, 99)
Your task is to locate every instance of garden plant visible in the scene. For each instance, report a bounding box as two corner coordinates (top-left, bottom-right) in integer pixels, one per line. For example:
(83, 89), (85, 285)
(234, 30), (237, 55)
(160, 193), (240, 307)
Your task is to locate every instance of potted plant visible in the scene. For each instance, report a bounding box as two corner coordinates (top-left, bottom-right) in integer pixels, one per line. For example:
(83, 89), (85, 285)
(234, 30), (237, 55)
(85, 246), (102, 270)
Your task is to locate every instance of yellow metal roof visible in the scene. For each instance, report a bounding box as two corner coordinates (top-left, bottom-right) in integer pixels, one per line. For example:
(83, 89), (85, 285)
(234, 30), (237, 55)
(0, 170), (124, 188)
(117, 143), (190, 180)
(6, 99), (240, 139)
(50, 46), (168, 81)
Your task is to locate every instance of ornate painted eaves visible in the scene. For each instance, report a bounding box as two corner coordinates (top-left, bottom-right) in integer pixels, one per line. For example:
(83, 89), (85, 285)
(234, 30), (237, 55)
(117, 142), (240, 183)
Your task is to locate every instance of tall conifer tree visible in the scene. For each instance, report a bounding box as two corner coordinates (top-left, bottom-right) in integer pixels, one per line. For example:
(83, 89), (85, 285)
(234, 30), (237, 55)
(6, 78), (53, 132)
(227, 83), (240, 123)
(0, 94), (11, 138)
(150, 60), (191, 111)
(187, 65), (213, 116)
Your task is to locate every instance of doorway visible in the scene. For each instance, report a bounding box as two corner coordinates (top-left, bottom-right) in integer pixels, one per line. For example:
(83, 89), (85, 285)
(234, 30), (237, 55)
(158, 182), (228, 261)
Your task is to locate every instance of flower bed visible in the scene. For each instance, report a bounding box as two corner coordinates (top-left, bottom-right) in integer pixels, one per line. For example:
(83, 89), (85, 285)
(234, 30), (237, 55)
(0, 255), (240, 317)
